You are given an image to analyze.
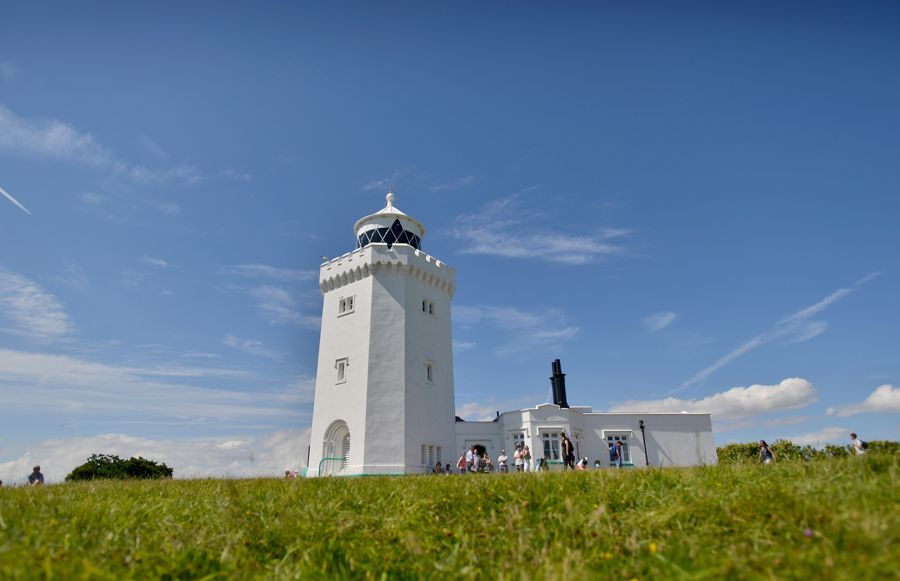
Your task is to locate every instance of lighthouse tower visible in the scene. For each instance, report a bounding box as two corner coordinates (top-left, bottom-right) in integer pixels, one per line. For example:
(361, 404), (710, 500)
(307, 193), (457, 476)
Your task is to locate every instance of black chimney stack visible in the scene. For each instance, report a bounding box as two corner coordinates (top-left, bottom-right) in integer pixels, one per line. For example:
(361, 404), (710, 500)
(550, 358), (569, 408)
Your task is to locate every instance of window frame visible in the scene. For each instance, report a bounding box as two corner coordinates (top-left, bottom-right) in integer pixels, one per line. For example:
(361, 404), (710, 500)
(338, 294), (356, 317)
(425, 361), (435, 384)
(335, 357), (349, 384)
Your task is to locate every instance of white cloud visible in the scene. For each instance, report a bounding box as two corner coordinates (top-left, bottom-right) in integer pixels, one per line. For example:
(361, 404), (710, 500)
(222, 168), (252, 181)
(456, 394), (543, 422)
(429, 175), (476, 192)
(788, 427), (849, 446)
(361, 166), (414, 192)
(142, 256), (168, 268)
(54, 261), (89, 292)
(78, 192), (105, 205)
(0, 268), (71, 340)
(0, 104), (113, 166)
(827, 384), (900, 417)
(454, 304), (578, 355)
(451, 194), (628, 265)
(643, 311), (678, 333)
(452, 340), (477, 353)
(137, 134), (169, 159)
(249, 286), (321, 329)
(0, 428), (311, 485)
(678, 274), (880, 391)
(223, 334), (282, 360)
(0, 104), (201, 186)
(610, 378), (817, 421)
(220, 264), (316, 282)
(0, 348), (302, 421)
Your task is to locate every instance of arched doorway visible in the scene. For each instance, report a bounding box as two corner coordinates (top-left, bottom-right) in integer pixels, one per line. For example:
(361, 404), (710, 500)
(322, 420), (351, 475)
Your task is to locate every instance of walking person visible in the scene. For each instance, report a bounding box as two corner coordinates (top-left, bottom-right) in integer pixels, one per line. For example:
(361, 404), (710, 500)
(457, 451), (467, 474)
(850, 433), (868, 455)
(758, 440), (775, 464)
(613, 441), (624, 468)
(561, 432), (575, 470)
(523, 445), (532, 473)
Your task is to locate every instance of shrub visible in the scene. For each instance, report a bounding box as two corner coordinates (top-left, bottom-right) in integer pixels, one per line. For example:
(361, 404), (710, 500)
(65, 454), (173, 481)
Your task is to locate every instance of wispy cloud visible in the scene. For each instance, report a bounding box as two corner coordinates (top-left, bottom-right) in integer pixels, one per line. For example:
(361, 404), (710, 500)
(362, 166), (415, 192)
(429, 175), (477, 192)
(454, 304), (577, 355)
(222, 168), (252, 181)
(610, 378), (817, 424)
(787, 427), (849, 446)
(643, 311), (678, 333)
(0, 348), (302, 421)
(0, 104), (201, 186)
(0, 268), (71, 340)
(678, 274), (881, 392)
(0, 428), (311, 484)
(451, 194), (628, 265)
(249, 286), (320, 328)
(223, 334), (282, 360)
(54, 260), (89, 292)
(456, 394), (543, 422)
(453, 340), (477, 354)
(137, 134), (169, 159)
(826, 384), (900, 417)
(0, 184), (31, 215)
(142, 256), (168, 268)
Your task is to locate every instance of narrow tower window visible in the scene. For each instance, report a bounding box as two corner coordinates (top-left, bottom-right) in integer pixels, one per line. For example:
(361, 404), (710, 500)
(338, 295), (355, 316)
(426, 362), (435, 383)
(422, 298), (434, 316)
(335, 357), (349, 384)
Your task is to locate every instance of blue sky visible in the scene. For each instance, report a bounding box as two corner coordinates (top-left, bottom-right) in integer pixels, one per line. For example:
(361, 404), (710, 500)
(2, 2), (898, 482)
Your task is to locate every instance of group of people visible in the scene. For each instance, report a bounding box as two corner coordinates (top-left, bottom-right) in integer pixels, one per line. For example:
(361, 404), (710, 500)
(758, 432), (869, 464)
(442, 431), (629, 475)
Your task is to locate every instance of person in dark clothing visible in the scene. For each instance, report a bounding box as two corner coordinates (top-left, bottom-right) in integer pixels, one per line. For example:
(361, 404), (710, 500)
(560, 432), (575, 470)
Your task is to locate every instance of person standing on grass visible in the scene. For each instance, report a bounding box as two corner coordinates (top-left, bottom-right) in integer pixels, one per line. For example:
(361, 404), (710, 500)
(27, 465), (44, 486)
(561, 432), (575, 470)
(457, 451), (467, 474)
(498, 449), (509, 473)
(472, 450), (482, 473)
(613, 441), (624, 468)
(850, 433), (867, 455)
(523, 445), (532, 472)
(465, 446), (475, 472)
(759, 440), (775, 464)
(513, 446), (523, 472)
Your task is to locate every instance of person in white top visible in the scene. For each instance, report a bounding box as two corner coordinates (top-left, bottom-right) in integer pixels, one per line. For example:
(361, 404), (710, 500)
(522, 445), (532, 472)
(850, 432), (867, 455)
(465, 446), (475, 472)
(497, 450), (509, 473)
(514, 446), (524, 472)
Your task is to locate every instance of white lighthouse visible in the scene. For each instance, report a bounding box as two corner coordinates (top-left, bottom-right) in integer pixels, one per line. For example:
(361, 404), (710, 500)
(307, 193), (458, 476)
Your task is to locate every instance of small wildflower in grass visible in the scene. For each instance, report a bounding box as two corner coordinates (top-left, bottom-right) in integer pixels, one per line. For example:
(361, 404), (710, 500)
(649, 542), (658, 553)
(804, 528), (813, 538)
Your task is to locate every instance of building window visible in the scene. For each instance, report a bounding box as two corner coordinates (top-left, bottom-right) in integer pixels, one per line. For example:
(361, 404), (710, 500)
(335, 357), (348, 384)
(421, 298), (434, 316)
(338, 295), (355, 316)
(421, 445), (426, 466)
(426, 362), (435, 383)
(607, 434), (631, 464)
(540, 431), (561, 461)
(511, 431), (526, 450)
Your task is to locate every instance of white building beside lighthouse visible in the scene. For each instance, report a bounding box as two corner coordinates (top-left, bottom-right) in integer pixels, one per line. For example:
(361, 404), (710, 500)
(307, 194), (716, 476)
(307, 193), (457, 476)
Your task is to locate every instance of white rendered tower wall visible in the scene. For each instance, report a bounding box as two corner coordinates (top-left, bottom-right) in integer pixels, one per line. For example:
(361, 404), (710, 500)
(307, 199), (457, 476)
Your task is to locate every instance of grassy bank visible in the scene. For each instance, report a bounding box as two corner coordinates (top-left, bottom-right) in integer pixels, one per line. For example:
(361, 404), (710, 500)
(1, 455), (898, 579)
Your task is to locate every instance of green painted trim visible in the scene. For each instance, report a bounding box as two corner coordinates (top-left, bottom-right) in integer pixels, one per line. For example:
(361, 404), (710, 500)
(317, 457), (346, 476)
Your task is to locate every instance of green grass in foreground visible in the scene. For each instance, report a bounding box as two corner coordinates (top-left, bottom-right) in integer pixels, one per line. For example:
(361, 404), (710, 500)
(1, 455), (898, 579)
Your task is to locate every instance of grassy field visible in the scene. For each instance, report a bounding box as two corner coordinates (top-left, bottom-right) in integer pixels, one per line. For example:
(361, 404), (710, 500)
(1, 455), (898, 579)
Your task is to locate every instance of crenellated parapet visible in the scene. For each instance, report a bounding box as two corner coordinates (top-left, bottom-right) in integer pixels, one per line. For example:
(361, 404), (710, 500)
(319, 243), (456, 297)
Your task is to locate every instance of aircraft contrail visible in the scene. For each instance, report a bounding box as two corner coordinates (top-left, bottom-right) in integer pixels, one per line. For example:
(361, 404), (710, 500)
(0, 185), (31, 215)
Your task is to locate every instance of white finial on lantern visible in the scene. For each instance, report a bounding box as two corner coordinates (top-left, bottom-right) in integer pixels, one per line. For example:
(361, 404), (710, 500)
(386, 191), (395, 210)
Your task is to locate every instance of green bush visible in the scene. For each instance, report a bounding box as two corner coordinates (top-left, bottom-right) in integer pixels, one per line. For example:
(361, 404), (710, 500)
(717, 439), (899, 464)
(64, 454), (173, 481)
